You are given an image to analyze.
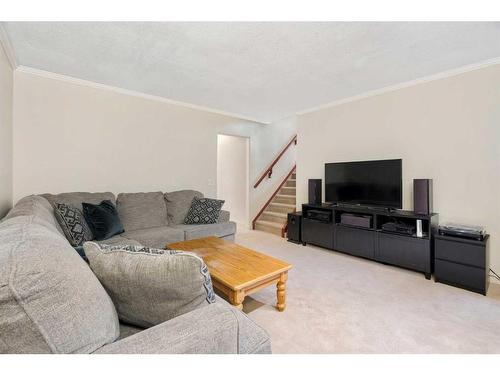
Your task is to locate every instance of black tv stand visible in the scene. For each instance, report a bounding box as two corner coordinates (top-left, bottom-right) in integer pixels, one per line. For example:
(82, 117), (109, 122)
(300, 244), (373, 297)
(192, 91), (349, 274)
(301, 203), (439, 279)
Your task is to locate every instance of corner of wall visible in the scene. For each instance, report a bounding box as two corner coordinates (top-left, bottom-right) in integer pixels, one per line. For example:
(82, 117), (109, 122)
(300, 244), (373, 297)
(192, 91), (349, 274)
(0, 29), (14, 217)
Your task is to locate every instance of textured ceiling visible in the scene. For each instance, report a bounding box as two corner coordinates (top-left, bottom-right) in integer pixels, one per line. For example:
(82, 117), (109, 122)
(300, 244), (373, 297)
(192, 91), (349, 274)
(4, 22), (500, 123)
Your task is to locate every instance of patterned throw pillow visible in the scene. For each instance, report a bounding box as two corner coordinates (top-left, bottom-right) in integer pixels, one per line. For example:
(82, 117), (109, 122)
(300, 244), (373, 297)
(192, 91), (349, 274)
(184, 197), (225, 224)
(83, 242), (216, 328)
(54, 203), (94, 246)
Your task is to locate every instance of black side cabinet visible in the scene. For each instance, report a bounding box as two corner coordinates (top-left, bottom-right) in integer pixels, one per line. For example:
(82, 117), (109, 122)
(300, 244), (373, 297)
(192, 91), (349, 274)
(434, 234), (490, 295)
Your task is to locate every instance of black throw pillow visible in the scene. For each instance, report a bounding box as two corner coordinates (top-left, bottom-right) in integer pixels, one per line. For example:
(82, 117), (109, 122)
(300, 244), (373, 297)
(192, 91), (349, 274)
(82, 200), (124, 241)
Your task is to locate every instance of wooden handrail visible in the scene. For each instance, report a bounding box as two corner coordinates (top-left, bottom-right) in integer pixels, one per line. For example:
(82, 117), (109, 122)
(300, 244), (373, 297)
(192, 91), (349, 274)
(253, 134), (297, 188)
(252, 165), (296, 231)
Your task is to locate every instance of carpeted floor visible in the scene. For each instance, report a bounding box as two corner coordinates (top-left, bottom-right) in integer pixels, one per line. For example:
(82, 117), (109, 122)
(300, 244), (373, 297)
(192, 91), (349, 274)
(233, 229), (500, 353)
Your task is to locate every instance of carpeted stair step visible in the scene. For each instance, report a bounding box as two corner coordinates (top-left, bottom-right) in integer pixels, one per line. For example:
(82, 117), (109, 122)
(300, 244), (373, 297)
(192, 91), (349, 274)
(274, 194), (296, 204)
(280, 186), (296, 195)
(255, 220), (283, 236)
(260, 211), (288, 224)
(268, 202), (296, 214)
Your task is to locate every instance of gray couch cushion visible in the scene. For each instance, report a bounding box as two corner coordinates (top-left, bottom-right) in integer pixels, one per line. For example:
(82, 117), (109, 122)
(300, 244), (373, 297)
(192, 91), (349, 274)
(122, 226), (184, 248)
(0, 216), (119, 354)
(218, 210), (230, 223)
(41, 192), (116, 212)
(97, 235), (142, 247)
(4, 195), (64, 236)
(164, 190), (203, 225)
(93, 301), (271, 354)
(118, 323), (143, 340)
(83, 242), (216, 328)
(116, 192), (168, 232)
(172, 221), (237, 240)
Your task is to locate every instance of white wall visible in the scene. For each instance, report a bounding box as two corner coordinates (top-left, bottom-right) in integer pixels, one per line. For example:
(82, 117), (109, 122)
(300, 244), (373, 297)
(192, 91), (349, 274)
(297, 63), (500, 273)
(12, 70), (297, 226)
(217, 134), (249, 227)
(0, 41), (13, 218)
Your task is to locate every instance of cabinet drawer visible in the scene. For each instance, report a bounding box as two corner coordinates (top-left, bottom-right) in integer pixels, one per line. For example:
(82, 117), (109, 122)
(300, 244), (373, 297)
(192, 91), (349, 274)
(435, 238), (485, 268)
(302, 219), (334, 249)
(335, 225), (375, 259)
(376, 233), (430, 272)
(435, 259), (486, 294)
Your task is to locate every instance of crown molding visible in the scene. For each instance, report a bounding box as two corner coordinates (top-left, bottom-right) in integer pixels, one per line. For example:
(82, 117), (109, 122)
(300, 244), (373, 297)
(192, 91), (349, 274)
(0, 23), (18, 69)
(15, 65), (267, 124)
(297, 56), (500, 116)
(14, 55), (500, 124)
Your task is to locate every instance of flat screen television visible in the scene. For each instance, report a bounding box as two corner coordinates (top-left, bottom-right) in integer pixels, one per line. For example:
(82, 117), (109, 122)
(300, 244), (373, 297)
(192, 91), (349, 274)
(325, 159), (402, 209)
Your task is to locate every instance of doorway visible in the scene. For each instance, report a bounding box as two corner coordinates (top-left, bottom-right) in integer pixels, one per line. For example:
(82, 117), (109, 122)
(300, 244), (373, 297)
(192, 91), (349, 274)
(217, 134), (250, 229)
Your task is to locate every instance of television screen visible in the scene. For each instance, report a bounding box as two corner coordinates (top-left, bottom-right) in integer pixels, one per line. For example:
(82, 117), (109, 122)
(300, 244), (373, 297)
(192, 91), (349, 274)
(325, 159), (402, 208)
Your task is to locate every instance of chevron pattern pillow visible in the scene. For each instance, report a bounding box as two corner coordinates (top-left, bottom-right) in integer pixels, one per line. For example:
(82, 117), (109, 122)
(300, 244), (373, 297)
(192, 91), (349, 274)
(54, 203), (94, 246)
(184, 197), (225, 224)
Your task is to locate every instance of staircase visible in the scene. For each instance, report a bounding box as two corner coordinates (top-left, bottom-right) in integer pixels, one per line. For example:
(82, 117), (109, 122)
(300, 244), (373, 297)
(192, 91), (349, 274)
(252, 134), (297, 238)
(254, 170), (296, 237)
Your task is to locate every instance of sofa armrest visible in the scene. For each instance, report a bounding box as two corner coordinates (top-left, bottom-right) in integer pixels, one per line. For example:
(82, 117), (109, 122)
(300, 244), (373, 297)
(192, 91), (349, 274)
(218, 210), (230, 223)
(92, 302), (271, 354)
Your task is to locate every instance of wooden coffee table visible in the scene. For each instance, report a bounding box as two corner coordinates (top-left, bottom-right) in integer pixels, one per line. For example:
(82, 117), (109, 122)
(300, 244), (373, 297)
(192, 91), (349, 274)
(167, 236), (292, 311)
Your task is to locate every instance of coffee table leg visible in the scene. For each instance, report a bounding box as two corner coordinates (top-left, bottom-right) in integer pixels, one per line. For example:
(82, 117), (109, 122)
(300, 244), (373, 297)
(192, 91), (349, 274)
(276, 272), (287, 312)
(230, 290), (245, 310)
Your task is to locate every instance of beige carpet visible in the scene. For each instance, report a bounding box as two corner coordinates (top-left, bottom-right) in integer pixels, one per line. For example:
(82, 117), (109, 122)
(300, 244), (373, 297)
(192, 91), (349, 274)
(233, 229), (500, 353)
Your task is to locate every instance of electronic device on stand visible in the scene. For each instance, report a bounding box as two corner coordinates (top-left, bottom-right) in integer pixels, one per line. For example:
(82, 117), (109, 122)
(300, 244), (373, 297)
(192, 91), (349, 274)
(308, 179), (322, 205)
(287, 212), (303, 244)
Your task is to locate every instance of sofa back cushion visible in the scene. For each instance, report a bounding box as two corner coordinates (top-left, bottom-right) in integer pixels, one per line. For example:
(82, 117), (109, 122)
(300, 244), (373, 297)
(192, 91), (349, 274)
(116, 192), (168, 232)
(3, 195), (64, 236)
(41, 192), (116, 212)
(164, 190), (204, 225)
(0, 215), (120, 353)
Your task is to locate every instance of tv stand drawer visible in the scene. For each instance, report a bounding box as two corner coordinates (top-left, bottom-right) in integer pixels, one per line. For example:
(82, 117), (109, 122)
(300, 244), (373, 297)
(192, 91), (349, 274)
(435, 259), (486, 294)
(335, 225), (375, 259)
(302, 218), (334, 249)
(376, 233), (430, 273)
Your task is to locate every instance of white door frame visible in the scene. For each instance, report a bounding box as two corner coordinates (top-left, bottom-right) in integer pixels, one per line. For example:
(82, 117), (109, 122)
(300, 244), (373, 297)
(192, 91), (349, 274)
(216, 133), (250, 229)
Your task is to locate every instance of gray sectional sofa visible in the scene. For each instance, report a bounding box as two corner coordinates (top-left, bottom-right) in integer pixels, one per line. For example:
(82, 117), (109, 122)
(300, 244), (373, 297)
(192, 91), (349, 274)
(41, 190), (237, 247)
(0, 191), (271, 354)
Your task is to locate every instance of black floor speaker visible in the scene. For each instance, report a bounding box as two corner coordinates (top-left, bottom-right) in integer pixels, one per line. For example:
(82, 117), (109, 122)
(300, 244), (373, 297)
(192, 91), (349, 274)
(413, 179), (433, 215)
(287, 212), (302, 244)
(308, 179), (322, 205)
